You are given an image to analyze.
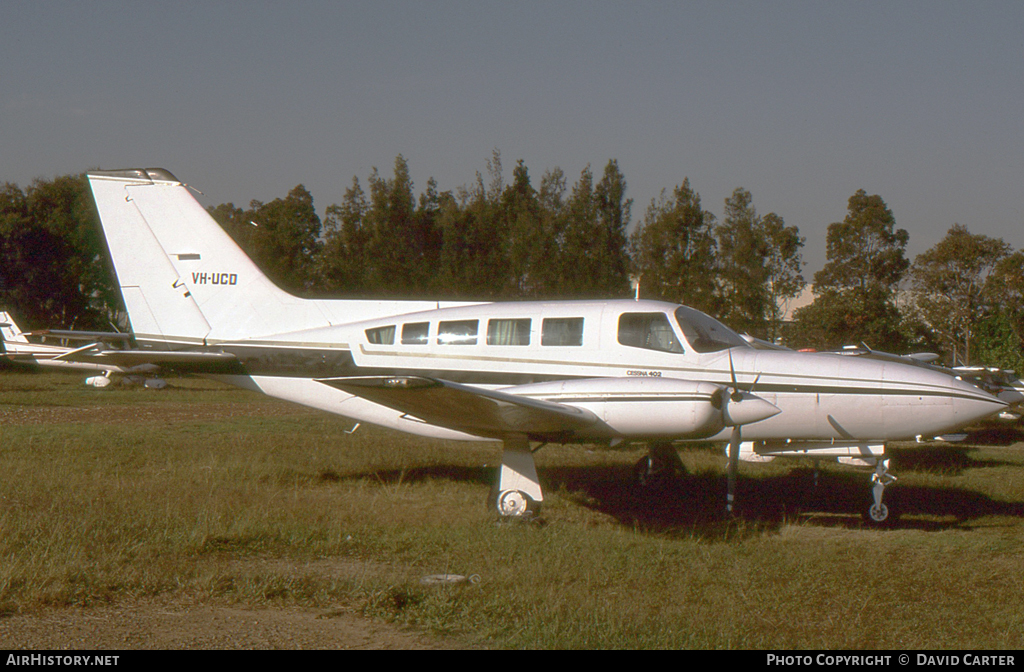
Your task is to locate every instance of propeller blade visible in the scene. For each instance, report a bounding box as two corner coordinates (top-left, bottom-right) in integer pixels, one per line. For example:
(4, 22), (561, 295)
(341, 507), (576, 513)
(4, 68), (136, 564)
(722, 351), (774, 514)
(728, 351), (741, 401)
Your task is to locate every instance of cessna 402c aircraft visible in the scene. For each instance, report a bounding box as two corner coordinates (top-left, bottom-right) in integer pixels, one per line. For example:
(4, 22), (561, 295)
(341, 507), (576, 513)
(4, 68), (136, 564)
(86, 168), (1008, 524)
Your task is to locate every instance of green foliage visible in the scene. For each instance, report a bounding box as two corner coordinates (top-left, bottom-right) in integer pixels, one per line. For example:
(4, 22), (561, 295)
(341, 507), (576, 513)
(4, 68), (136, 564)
(317, 176), (371, 294)
(209, 185), (323, 295)
(788, 286), (908, 351)
(974, 311), (1024, 373)
(790, 190), (910, 350)
(312, 152), (631, 301)
(0, 174), (117, 330)
(814, 189), (909, 294)
(549, 162), (631, 298)
(910, 224), (1011, 365)
(982, 251), (1024, 363)
(715, 188), (805, 341)
(628, 179), (719, 315)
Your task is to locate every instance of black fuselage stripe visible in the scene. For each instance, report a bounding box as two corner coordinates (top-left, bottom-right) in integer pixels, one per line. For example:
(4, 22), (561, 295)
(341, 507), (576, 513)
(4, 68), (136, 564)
(142, 341), (995, 405)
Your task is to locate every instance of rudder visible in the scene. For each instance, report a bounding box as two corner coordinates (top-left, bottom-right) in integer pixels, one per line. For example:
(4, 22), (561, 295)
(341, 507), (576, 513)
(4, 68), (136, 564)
(88, 169), (323, 346)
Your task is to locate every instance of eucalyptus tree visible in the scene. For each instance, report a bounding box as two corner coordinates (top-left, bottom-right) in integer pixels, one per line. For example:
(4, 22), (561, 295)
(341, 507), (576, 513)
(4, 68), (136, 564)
(790, 190), (909, 351)
(715, 188), (804, 340)
(317, 176), (370, 294)
(628, 178), (719, 315)
(553, 161), (632, 299)
(211, 185), (322, 295)
(910, 224), (1011, 365)
(972, 248), (1024, 370)
(499, 159), (550, 297)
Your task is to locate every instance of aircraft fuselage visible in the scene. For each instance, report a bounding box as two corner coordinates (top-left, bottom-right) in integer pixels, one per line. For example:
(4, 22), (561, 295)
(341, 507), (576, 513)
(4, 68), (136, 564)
(150, 298), (1006, 444)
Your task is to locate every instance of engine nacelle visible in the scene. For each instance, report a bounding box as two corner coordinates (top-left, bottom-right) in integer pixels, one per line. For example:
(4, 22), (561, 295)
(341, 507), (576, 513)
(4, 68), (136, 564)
(501, 377), (727, 439)
(85, 374), (112, 388)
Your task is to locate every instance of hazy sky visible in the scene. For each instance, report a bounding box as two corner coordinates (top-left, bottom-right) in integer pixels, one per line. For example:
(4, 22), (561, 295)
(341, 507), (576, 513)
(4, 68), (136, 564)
(3, 1), (1022, 277)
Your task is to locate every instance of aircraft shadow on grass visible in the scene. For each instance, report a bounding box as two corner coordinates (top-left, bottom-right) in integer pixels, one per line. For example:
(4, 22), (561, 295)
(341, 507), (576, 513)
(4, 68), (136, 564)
(333, 436), (1024, 538)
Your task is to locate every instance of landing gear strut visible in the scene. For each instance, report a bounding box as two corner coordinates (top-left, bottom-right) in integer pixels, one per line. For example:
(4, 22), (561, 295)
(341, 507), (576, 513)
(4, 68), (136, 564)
(864, 458), (898, 524)
(489, 437), (543, 520)
(633, 441), (686, 490)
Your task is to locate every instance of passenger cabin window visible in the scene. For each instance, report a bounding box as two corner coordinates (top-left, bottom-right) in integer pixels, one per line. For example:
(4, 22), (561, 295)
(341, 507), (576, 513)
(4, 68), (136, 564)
(365, 325), (396, 345)
(487, 318), (531, 346)
(401, 322), (429, 345)
(541, 317), (584, 346)
(618, 313), (684, 353)
(437, 320), (479, 345)
(673, 306), (748, 353)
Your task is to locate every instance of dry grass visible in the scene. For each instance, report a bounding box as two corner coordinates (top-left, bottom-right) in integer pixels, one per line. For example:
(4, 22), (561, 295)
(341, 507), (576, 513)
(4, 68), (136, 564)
(2, 370), (1024, 648)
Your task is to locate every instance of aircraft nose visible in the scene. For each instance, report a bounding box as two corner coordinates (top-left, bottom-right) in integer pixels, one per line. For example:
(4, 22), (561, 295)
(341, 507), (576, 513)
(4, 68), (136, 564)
(950, 379), (1009, 425)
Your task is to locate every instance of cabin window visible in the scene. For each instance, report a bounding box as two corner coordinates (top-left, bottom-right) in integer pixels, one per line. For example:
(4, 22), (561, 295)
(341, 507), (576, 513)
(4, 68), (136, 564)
(673, 306), (748, 353)
(618, 313), (684, 353)
(365, 325), (396, 345)
(487, 318), (531, 346)
(541, 317), (584, 346)
(401, 322), (430, 345)
(437, 320), (479, 345)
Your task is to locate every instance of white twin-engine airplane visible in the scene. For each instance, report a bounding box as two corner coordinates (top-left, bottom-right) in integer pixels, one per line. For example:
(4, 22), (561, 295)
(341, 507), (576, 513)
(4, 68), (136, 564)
(86, 168), (1008, 524)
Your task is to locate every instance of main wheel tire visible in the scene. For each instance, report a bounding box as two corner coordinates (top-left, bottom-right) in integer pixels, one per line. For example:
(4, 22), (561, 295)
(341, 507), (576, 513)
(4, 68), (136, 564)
(633, 454), (682, 490)
(496, 489), (537, 519)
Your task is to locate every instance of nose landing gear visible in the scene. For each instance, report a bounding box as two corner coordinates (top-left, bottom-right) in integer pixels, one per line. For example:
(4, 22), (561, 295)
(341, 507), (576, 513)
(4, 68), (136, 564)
(864, 458), (898, 525)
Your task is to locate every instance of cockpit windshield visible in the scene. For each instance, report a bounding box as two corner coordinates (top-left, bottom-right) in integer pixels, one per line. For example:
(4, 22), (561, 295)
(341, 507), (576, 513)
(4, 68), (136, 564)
(673, 306), (749, 353)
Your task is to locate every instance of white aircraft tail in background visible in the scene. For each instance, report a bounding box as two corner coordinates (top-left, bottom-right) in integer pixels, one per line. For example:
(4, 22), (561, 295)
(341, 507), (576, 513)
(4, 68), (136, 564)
(0, 312), (30, 345)
(86, 168), (1009, 523)
(0, 310), (183, 388)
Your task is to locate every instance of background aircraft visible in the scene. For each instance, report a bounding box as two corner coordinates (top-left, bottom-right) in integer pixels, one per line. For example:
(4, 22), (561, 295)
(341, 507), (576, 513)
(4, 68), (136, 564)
(0, 310), (146, 387)
(831, 344), (1024, 419)
(85, 168), (1008, 524)
(1, 310), (230, 389)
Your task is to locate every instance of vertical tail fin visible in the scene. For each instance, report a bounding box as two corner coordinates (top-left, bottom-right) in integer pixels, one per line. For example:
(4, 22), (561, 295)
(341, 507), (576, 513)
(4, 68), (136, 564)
(87, 169), (327, 346)
(0, 311), (29, 344)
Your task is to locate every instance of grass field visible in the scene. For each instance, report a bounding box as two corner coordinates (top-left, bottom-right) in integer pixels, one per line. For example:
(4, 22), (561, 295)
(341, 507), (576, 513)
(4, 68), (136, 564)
(2, 370), (1024, 649)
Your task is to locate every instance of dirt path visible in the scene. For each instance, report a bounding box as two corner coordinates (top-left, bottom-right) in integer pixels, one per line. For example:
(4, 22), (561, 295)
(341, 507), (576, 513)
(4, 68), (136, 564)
(0, 598), (466, 650)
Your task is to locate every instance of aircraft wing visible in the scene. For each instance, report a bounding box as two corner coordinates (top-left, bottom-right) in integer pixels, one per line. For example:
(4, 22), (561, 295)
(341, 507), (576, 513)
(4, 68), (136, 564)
(317, 376), (601, 440)
(52, 344), (237, 367)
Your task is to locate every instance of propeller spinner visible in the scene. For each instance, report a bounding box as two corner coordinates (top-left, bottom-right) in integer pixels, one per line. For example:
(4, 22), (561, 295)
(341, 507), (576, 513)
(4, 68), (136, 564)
(723, 353), (778, 513)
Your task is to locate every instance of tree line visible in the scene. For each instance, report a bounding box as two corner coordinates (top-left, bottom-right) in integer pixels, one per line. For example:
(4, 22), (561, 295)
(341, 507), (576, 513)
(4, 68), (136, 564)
(1, 152), (1022, 371)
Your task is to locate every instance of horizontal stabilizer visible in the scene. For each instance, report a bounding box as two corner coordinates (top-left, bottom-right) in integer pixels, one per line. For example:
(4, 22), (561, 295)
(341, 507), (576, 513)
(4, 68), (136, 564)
(26, 329), (132, 342)
(317, 376), (601, 440)
(53, 345), (236, 367)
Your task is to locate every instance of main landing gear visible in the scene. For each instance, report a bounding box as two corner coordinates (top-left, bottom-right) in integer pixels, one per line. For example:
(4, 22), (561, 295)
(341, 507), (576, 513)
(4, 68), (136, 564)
(633, 441), (686, 490)
(488, 437), (543, 521)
